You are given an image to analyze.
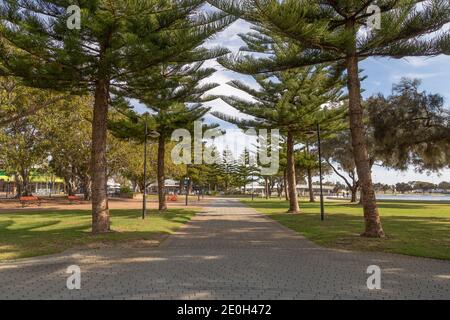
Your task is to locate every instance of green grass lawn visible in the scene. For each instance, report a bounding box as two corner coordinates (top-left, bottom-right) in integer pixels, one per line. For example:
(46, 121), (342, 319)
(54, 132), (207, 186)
(0, 209), (195, 261)
(243, 198), (450, 260)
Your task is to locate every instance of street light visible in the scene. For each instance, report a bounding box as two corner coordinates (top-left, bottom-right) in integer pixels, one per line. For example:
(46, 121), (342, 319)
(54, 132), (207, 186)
(184, 176), (190, 206)
(316, 123), (325, 221)
(251, 174), (254, 201)
(142, 114), (160, 220)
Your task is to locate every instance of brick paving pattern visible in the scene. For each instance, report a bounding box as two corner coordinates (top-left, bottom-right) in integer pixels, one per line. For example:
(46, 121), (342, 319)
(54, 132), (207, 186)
(0, 198), (449, 299)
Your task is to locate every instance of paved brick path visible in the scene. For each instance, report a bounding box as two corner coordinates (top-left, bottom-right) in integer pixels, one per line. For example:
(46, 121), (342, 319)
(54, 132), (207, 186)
(0, 198), (449, 299)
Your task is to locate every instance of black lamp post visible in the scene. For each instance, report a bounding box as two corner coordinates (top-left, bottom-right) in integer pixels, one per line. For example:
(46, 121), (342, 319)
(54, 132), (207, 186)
(317, 123), (325, 221)
(251, 173), (255, 201)
(142, 120), (148, 220)
(185, 176), (190, 206)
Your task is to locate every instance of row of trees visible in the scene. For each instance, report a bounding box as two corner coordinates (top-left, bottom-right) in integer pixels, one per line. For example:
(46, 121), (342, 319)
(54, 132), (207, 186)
(206, 0), (449, 237)
(1, 1), (449, 239)
(183, 148), (258, 194)
(0, 82), (187, 200)
(391, 181), (450, 193)
(188, 147), (319, 198)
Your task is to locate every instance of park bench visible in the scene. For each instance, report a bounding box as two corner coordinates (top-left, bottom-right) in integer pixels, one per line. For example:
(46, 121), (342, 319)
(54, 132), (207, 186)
(67, 195), (81, 203)
(167, 194), (178, 202)
(19, 196), (41, 208)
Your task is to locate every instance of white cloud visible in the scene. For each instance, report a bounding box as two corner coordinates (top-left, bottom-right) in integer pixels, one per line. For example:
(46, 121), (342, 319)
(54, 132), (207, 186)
(403, 57), (432, 67)
(203, 98), (249, 119)
(206, 19), (252, 53)
(391, 72), (442, 82)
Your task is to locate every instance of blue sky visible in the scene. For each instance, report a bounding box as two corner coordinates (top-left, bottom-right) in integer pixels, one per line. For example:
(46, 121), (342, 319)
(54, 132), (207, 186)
(134, 19), (450, 185)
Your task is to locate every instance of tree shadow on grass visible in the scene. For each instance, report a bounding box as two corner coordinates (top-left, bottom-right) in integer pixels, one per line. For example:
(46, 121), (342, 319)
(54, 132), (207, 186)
(246, 199), (434, 212)
(270, 212), (450, 260)
(110, 208), (194, 219)
(376, 203), (430, 210)
(244, 199), (450, 258)
(378, 199), (450, 205)
(0, 209), (196, 261)
(0, 220), (92, 260)
(323, 201), (430, 210)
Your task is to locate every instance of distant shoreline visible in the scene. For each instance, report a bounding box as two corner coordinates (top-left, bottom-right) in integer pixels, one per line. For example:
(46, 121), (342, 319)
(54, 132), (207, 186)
(329, 194), (450, 203)
(375, 192), (450, 196)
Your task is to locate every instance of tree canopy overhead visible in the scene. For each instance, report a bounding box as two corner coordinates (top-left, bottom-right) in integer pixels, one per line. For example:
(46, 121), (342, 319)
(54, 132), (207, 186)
(209, 0), (449, 73)
(0, 0), (234, 91)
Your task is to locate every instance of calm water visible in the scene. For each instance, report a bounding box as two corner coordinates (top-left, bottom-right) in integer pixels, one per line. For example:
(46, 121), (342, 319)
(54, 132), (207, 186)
(376, 194), (450, 202)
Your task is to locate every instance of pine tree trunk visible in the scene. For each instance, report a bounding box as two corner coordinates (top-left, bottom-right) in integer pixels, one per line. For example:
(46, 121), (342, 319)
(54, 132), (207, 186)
(23, 179), (31, 196)
(307, 168), (315, 202)
(269, 178), (273, 197)
(283, 170), (289, 201)
(346, 51), (384, 238)
(82, 177), (92, 201)
(20, 169), (31, 196)
(286, 131), (299, 213)
(91, 78), (110, 234)
(14, 174), (21, 198)
(157, 135), (167, 211)
(265, 177), (269, 199)
(67, 181), (76, 197)
(351, 187), (357, 203)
